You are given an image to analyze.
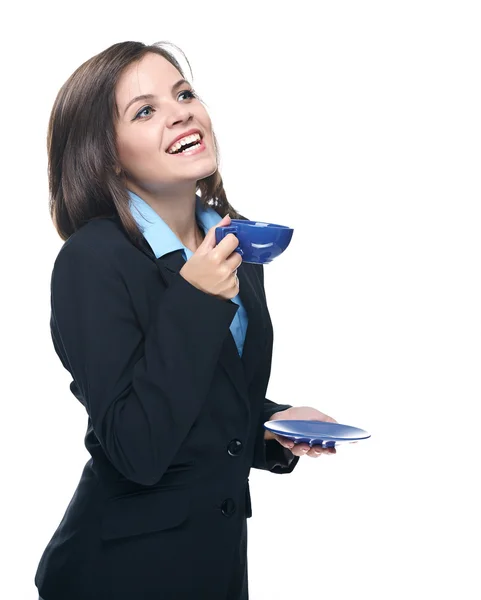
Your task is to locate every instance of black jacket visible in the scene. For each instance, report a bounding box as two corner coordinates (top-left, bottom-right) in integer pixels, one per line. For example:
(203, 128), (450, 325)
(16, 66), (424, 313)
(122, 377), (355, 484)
(35, 215), (298, 600)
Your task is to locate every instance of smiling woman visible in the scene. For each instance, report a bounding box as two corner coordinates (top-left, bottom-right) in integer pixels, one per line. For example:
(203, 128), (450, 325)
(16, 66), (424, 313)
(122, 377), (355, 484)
(47, 41), (244, 250)
(113, 51), (221, 225)
(34, 40), (325, 600)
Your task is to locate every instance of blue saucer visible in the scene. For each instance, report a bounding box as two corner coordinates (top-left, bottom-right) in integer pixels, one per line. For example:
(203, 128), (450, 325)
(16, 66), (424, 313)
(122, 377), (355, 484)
(263, 420), (370, 448)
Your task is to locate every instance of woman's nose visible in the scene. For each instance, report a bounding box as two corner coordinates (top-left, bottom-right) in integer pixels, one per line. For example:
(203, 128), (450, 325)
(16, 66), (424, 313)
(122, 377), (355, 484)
(166, 105), (193, 128)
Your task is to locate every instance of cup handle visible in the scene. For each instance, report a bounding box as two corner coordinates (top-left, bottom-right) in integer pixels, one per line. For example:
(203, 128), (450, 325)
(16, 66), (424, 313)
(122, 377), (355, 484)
(216, 225), (244, 256)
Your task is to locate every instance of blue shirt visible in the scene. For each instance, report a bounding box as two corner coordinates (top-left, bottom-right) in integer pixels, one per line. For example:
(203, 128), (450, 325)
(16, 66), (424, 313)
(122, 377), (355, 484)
(128, 190), (248, 357)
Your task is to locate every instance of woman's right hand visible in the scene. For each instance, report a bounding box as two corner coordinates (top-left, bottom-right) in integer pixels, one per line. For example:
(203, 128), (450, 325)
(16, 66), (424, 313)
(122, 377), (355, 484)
(179, 215), (243, 300)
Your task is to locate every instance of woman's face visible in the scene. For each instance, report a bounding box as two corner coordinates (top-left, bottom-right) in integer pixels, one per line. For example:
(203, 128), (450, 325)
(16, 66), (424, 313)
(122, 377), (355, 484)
(115, 52), (217, 194)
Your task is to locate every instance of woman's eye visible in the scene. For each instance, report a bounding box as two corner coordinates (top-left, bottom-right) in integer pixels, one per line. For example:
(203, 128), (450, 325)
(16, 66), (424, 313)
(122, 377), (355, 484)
(134, 105), (155, 120)
(178, 90), (196, 101)
(133, 91), (195, 120)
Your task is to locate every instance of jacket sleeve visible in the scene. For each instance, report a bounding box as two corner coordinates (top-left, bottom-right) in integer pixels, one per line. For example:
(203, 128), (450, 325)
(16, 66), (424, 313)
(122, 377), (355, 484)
(252, 399), (300, 474)
(50, 242), (238, 486)
(248, 263), (299, 473)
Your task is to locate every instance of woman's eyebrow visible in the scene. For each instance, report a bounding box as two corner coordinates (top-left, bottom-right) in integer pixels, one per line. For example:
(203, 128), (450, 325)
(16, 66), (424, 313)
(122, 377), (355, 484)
(122, 79), (191, 116)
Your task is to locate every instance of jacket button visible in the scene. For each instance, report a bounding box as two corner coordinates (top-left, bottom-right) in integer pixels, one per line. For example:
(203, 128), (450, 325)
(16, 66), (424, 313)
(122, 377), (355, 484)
(227, 439), (243, 456)
(221, 498), (236, 517)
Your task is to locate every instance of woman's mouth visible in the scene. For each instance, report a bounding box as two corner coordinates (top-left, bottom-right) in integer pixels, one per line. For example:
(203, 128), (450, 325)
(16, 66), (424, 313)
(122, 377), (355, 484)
(167, 132), (205, 156)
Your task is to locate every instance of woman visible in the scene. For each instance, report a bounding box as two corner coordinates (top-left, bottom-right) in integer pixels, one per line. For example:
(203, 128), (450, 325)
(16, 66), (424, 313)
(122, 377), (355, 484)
(35, 41), (336, 600)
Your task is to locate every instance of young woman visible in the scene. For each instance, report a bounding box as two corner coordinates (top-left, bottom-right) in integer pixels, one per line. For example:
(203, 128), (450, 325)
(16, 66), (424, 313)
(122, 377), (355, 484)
(35, 40), (336, 600)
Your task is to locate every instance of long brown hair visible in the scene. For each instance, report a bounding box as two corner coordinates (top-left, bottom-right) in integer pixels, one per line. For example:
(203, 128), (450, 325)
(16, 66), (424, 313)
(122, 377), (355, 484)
(47, 41), (244, 249)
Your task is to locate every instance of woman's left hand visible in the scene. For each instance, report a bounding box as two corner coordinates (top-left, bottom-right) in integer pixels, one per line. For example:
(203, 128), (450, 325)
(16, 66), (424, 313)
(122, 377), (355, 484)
(264, 406), (337, 457)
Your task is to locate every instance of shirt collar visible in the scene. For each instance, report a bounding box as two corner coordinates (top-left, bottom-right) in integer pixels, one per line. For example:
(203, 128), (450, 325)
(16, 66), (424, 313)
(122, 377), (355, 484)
(128, 190), (223, 259)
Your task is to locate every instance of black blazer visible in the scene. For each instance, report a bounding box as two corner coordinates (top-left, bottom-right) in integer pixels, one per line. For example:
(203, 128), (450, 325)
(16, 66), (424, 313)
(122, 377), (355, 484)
(35, 215), (299, 600)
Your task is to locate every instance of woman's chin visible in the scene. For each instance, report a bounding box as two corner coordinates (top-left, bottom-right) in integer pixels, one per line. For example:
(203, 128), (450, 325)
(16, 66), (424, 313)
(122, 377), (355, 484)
(183, 161), (218, 182)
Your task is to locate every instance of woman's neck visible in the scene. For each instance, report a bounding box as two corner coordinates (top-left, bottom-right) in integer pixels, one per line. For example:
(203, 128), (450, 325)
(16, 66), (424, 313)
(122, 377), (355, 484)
(128, 182), (202, 251)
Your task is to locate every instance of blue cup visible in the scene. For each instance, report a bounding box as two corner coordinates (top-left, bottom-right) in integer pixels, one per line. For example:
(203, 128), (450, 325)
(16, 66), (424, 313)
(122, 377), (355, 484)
(215, 219), (294, 264)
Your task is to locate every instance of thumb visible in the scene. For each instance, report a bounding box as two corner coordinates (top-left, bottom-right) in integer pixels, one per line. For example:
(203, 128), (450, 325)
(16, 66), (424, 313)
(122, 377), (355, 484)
(198, 214), (231, 252)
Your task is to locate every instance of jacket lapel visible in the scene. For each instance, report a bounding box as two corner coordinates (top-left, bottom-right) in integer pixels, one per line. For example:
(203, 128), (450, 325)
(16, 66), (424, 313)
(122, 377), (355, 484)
(236, 262), (268, 387)
(154, 250), (266, 411)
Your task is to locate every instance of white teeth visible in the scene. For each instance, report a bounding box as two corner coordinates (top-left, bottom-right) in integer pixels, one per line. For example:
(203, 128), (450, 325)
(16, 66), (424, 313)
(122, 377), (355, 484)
(182, 142), (201, 153)
(168, 133), (201, 153)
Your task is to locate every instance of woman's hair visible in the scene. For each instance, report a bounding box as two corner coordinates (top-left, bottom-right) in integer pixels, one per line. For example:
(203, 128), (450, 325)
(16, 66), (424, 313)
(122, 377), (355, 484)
(48, 41), (244, 247)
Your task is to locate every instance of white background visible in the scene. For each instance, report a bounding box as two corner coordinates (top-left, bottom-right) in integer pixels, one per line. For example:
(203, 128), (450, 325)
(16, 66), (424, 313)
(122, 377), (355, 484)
(1, 1), (480, 598)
